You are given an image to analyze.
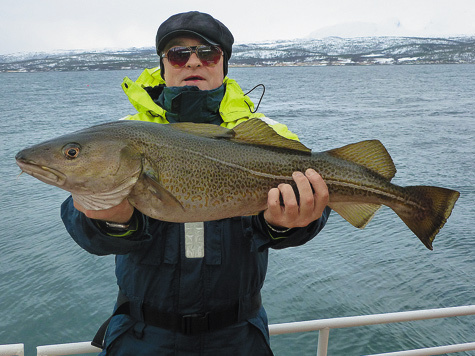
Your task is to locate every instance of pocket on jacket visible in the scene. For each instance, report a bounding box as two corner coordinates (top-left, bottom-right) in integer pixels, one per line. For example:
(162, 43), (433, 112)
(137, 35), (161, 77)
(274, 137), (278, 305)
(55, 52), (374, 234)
(101, 314), (136, 354)
(204, 221), (222, 265)
(130, 222), (180, 266)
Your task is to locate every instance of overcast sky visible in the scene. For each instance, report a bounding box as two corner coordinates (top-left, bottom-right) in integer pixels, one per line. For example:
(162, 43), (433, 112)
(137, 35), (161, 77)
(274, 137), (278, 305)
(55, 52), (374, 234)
(1, 0), (474, 55)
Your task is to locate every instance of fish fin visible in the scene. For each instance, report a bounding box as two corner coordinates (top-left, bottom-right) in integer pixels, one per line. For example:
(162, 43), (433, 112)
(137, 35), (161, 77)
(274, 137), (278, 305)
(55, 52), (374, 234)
(394, 186), (460, 250)
(170, 122), (235, 139)
(327, 140), (397, 180)
(232, 118), (312, 153)
(171, 119), (311, 153)
(142, 172), (185, 212)
(329, 202), (382, 228)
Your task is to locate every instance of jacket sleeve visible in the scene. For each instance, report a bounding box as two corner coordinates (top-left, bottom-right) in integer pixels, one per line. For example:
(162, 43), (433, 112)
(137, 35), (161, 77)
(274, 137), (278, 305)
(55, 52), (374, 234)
(251, 207), (331, 251)
(61, 196), (153, 256)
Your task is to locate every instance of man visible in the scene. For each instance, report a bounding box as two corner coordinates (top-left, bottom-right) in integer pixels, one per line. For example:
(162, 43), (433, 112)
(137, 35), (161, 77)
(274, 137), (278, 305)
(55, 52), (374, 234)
(62, 11), (330, 355)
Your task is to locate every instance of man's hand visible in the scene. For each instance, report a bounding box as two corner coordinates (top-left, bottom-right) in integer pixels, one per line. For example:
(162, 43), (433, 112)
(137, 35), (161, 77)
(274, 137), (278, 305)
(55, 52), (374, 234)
(263, 169), (329, 229)
(73, 198), (135, 224)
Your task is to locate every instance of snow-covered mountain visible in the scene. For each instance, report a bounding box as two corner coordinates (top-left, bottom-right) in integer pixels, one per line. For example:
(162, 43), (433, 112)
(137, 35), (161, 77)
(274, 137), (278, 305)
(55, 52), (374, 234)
(1, 36), (474, 72)
(232, 36), (475, 66)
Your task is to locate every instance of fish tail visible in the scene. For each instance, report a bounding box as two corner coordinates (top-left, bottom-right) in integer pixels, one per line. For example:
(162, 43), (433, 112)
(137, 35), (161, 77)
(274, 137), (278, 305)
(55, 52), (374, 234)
(395, 186), (460, 250)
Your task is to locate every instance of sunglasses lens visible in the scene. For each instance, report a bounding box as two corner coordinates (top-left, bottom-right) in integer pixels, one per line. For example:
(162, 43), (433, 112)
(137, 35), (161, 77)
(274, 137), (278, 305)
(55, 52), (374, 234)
(165, 46), (222, 67)
(197, 45), (222, 65)
(166, 47), (192, 67)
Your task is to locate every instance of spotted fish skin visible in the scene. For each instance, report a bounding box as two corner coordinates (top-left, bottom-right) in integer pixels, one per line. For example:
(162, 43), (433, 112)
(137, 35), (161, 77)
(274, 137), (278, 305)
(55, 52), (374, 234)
(16, 119), (460, 249)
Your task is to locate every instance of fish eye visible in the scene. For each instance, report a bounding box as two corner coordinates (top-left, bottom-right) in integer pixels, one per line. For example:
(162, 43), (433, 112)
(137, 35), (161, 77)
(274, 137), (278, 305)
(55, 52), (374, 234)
(63, 143), (81, 159)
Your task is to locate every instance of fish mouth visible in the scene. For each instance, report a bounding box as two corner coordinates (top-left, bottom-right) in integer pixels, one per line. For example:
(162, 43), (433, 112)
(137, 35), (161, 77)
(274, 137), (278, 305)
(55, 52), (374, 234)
(15, 157), (66, 186)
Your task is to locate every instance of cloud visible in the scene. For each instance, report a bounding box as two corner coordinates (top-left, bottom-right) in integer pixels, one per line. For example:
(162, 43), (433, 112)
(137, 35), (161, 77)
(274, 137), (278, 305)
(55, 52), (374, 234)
(1, 0), (474, 55)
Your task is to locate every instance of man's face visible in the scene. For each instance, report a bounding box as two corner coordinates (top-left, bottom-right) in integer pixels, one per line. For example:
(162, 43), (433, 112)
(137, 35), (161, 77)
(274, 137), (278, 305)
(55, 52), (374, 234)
(162, 36), (225, 91)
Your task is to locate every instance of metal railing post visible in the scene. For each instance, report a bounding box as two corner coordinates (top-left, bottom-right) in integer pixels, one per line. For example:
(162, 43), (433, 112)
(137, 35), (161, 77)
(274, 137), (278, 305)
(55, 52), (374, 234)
(316, 328), (330, 356)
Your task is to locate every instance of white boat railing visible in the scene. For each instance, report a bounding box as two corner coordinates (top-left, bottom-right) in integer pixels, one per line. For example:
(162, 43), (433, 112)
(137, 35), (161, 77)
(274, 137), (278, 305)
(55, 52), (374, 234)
(0, 343), (24, 356)
(1, 305), (474, 356)
(269, 304), (475, 356)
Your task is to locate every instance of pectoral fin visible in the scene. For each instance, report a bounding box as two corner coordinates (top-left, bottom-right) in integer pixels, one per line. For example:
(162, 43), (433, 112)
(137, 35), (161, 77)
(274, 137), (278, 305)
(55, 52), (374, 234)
(128, 171), (185, 220)
(142, 173), (185, 212)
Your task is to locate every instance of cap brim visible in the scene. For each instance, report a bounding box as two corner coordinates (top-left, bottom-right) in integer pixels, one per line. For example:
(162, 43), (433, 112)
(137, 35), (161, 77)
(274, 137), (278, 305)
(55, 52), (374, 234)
(157, 30), (219, 53)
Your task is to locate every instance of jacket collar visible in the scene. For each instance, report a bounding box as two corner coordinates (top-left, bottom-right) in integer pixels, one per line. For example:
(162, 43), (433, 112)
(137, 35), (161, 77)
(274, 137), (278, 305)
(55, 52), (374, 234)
(122, 67), (263, 123)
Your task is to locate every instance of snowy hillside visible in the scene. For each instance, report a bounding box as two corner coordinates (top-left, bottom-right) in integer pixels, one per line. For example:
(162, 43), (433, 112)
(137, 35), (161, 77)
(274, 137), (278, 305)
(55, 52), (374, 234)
(232, 36), (475, 66)
(1, 36), (474, 72)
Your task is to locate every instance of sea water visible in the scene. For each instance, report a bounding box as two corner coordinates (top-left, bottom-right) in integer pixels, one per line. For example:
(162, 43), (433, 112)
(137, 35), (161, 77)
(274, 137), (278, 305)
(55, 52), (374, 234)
(1, 65), (474, 355)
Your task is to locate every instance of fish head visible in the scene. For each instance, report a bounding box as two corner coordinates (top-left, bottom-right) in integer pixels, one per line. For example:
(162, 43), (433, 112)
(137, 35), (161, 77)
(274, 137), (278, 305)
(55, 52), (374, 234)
(15, 128), (143, 198)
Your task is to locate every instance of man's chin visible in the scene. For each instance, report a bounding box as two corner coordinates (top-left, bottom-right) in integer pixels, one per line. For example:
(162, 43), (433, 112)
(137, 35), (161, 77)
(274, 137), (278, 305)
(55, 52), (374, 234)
(183, 81), (208, 90)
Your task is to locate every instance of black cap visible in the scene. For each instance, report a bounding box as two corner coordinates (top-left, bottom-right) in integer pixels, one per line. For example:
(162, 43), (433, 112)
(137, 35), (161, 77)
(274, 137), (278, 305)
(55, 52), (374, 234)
(156, 11), (234, 59)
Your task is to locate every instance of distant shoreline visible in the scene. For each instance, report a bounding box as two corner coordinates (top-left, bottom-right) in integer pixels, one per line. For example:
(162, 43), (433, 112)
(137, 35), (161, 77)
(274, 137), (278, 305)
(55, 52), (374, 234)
(3, 62), (473, 74)
(2, 36), (474, 73)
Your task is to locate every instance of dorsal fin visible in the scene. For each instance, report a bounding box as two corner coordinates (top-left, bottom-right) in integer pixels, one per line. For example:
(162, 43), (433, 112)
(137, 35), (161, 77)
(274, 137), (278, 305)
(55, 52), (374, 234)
(232, 118), (311, 153)
(169, 122), (235, 139)
(326, 140), (396, 180)
(171, 119), (311, 153)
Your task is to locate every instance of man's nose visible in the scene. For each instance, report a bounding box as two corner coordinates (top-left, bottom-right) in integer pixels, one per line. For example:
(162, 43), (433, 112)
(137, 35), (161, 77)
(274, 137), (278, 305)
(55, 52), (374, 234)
(186, 53), (202, 67)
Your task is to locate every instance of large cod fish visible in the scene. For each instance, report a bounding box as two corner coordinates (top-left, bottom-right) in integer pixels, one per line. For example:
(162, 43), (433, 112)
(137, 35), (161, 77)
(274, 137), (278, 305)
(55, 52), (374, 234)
(16, 119), (459, 250)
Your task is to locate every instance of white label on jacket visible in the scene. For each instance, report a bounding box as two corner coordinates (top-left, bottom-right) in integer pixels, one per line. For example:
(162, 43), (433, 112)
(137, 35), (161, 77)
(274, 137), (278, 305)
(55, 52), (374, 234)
(185, 222), (205, 258)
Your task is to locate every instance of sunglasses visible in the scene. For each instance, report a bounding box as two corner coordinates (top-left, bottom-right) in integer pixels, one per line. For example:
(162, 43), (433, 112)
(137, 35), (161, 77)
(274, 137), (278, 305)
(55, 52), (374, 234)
(161, 45), (223, 68)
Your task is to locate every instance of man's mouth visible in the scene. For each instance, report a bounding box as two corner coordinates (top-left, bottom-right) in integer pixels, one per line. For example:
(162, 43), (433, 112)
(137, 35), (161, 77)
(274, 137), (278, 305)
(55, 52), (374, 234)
(184, 76), (204, 82)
